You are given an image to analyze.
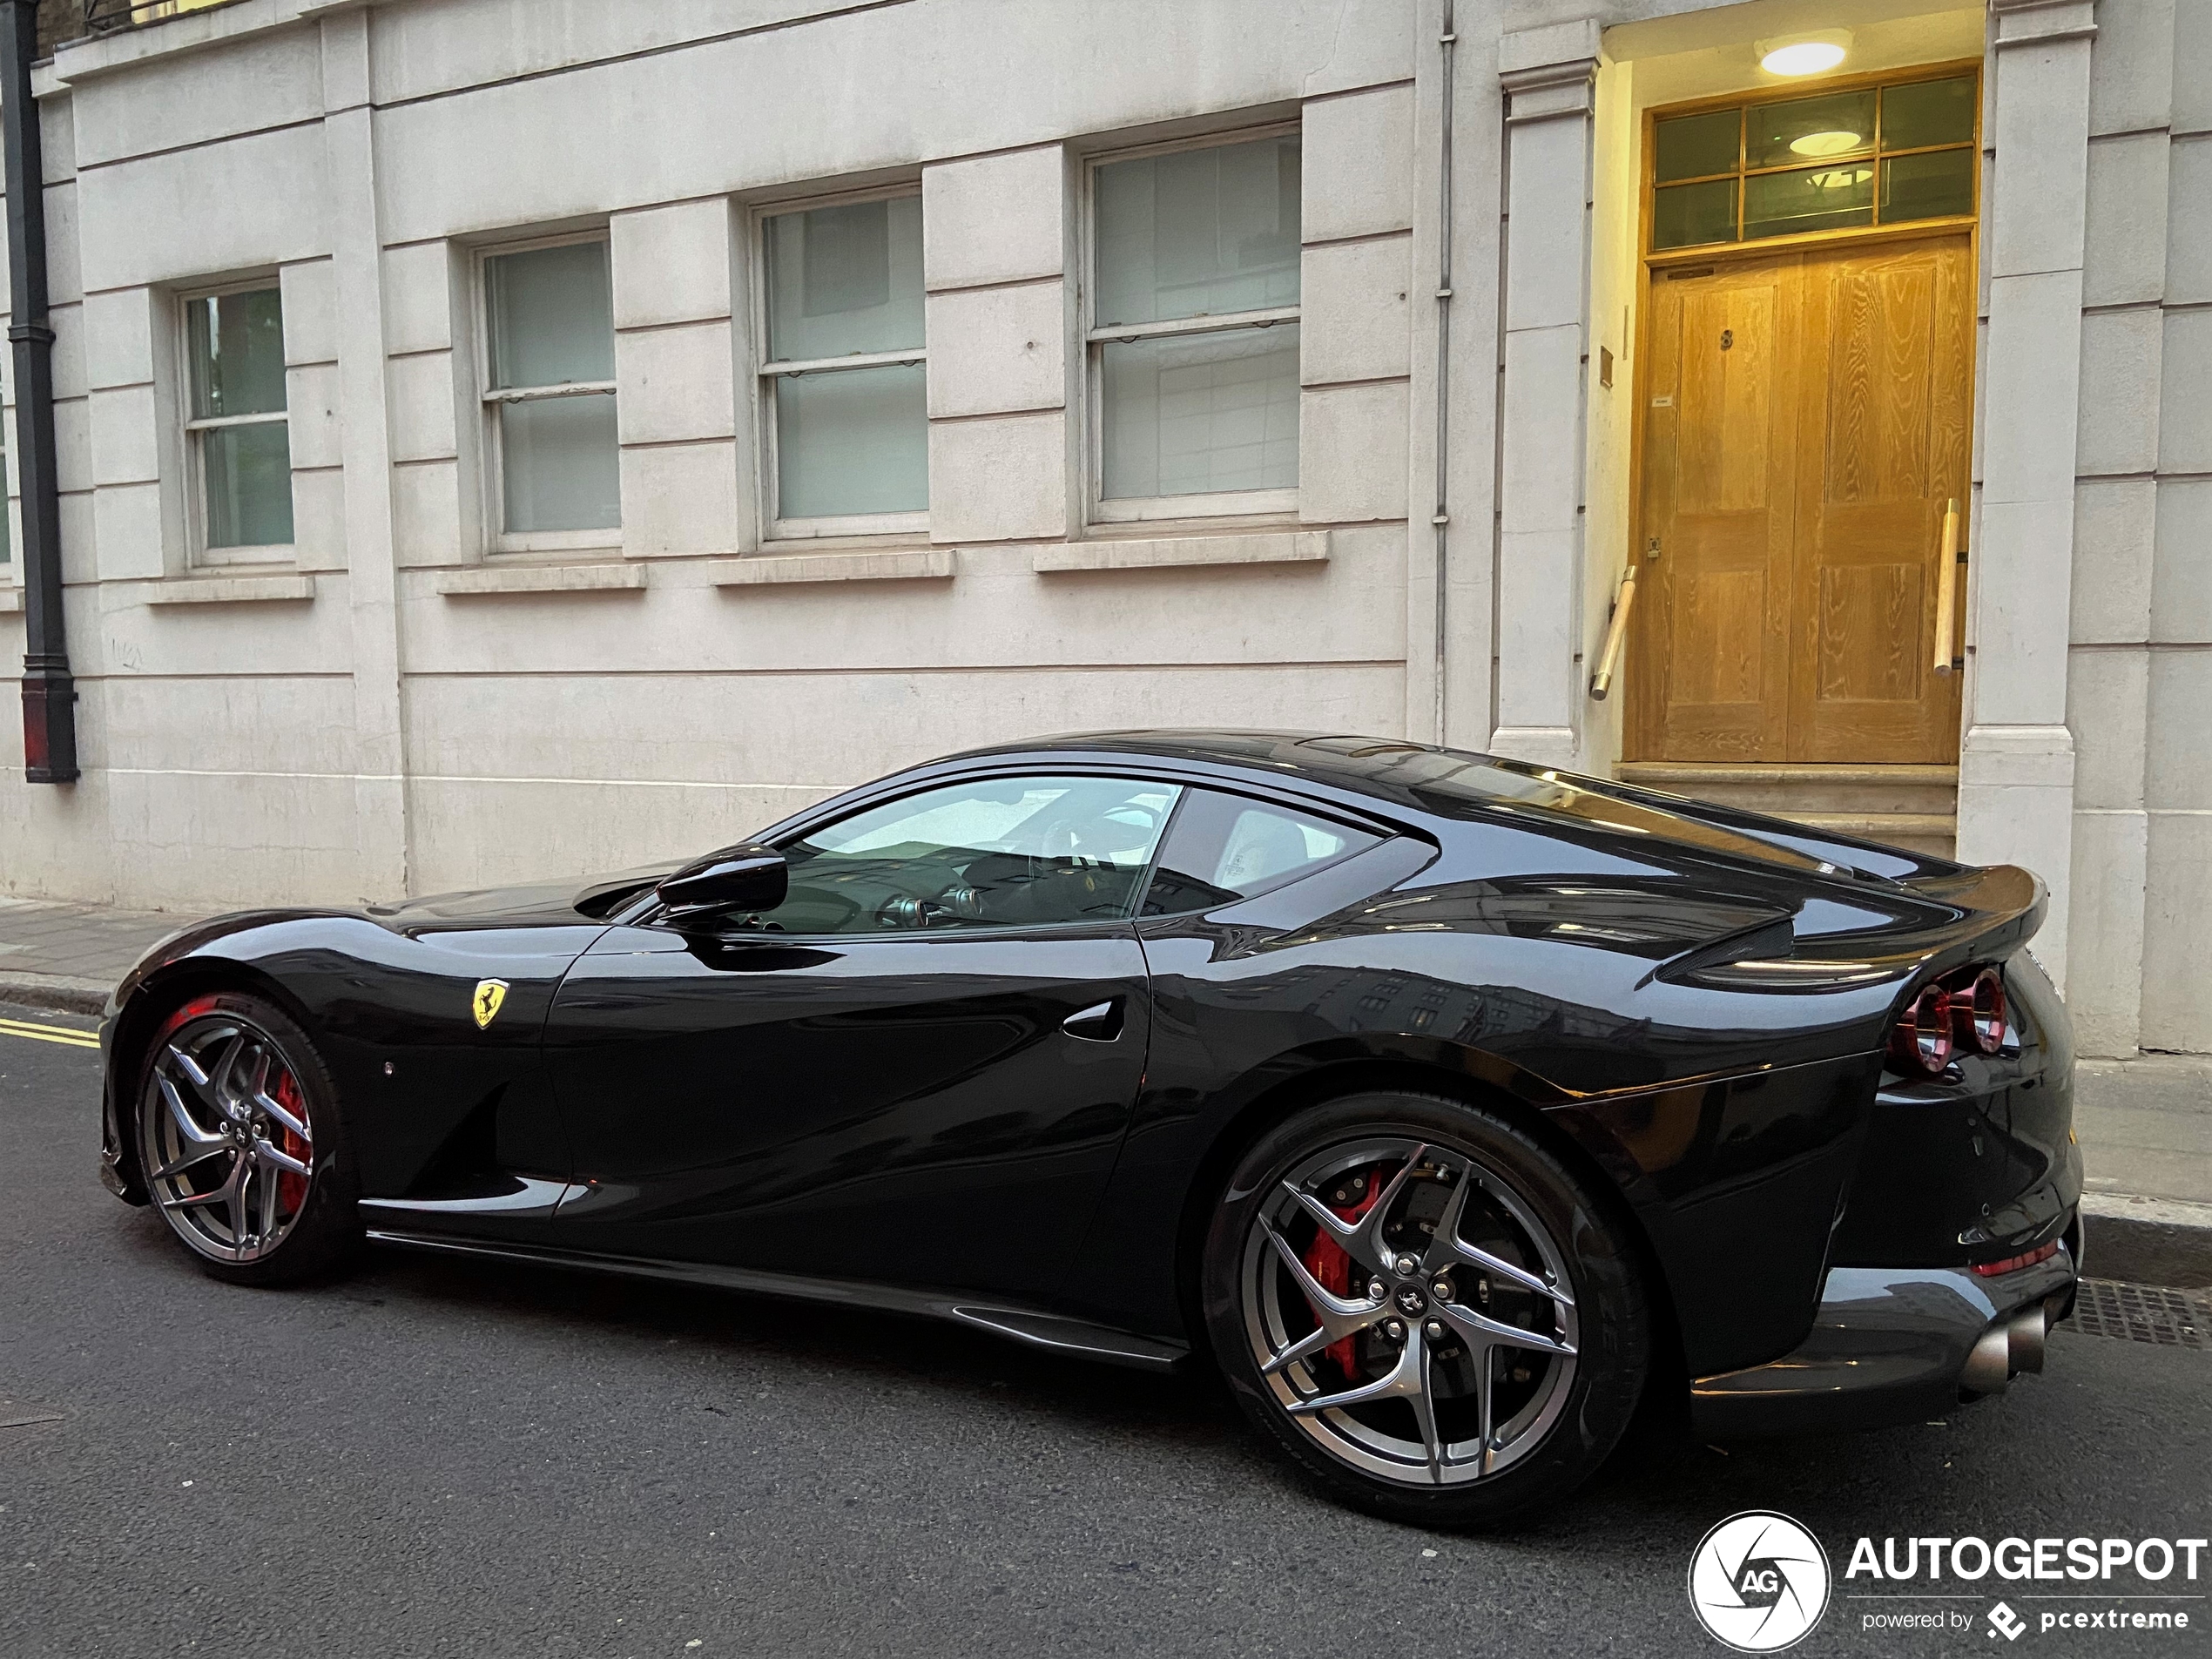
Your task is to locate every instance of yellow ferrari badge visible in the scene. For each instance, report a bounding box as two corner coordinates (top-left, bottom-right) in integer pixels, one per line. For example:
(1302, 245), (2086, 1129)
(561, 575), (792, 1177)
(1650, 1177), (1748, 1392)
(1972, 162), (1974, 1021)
(471, 979), (510, 1029)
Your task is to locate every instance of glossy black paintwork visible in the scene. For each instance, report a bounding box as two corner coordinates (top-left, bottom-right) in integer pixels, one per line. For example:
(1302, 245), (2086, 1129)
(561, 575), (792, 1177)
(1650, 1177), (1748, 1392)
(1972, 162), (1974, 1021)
(1830, 951), (2080, 1266)
(542, 921), (1149, 1302)
(1690, 1251), (2079, 1437)
(100, 730), (2079, 1406)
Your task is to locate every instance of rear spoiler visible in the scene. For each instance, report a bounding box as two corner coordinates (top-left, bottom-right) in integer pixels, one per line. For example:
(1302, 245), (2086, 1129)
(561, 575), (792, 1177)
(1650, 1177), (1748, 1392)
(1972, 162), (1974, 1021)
(1891, 863), (2047, 977)
(1671, 864), (2045, 994)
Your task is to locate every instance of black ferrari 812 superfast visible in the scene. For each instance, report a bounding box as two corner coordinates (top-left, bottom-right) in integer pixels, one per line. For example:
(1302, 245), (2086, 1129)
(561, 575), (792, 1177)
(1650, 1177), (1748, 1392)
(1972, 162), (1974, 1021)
(99, 732), (2080, 1524)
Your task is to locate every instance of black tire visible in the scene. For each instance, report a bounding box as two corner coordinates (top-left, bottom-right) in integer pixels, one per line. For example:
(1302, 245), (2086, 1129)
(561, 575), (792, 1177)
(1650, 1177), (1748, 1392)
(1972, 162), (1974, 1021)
(1201, 1089), (1649, 1527)
(134, 990), (361, 1286)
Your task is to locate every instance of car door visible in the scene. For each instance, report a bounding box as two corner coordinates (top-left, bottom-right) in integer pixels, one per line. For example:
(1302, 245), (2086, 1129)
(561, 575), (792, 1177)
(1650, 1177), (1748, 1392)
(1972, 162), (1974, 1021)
(542, 772), (1178, 1305)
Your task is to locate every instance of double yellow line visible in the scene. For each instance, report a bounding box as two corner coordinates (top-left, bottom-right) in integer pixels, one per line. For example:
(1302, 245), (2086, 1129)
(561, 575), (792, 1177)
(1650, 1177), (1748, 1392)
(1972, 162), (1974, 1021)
(0, 1014), (100, 1050)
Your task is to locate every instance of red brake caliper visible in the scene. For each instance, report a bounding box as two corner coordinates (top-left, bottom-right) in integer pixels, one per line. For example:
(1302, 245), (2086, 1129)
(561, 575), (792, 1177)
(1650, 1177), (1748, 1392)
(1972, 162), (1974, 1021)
(273, 1069), (310, 1213)
(1301, 1176), (1382, 1379)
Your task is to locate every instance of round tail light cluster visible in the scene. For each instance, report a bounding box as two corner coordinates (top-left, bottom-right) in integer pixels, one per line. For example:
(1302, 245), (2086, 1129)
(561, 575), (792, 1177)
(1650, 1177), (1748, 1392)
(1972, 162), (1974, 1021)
(1889, 967), (2008, 1077)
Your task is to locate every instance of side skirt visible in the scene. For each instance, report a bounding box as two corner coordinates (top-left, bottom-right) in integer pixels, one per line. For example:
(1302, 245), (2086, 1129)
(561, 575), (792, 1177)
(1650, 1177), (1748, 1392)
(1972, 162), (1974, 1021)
(361, 1226), (1190, 1374)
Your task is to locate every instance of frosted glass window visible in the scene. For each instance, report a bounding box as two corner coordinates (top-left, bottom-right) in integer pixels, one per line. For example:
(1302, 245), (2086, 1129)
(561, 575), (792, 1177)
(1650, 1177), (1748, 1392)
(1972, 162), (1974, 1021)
(1096, 137), (1301, 327)
(765, 197), (925, 362)
(1102, 325), (1298, 499)
(1089, 132), (1303, 511)
(482, 240), (619, 537)
(186, 289), (287, 418)
(203, 423), (295, 548)
(759, 193), (928, 524)
(774, 362), (928, 518)
(183, 285), (293, 553)
(488, 241), (614, 389)
(501, 396), (621, 534)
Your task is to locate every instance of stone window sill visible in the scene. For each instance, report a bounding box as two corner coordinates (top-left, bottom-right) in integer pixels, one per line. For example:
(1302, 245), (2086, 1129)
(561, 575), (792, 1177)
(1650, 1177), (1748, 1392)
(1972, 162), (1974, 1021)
(705, 549), (954, 588)
(1033, 531), (1331, 574)
(435, 563), (648, 597)
(145, 575), (317, 607)
(0, 590), (20, 614)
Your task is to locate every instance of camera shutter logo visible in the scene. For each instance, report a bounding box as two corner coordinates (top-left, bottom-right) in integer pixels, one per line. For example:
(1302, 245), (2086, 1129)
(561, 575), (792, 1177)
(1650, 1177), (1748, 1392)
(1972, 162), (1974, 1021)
(1688, 1511), (1831, 1652)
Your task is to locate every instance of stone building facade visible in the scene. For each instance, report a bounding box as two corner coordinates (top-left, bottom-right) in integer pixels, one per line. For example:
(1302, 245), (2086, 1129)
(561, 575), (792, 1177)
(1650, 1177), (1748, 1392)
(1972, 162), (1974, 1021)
(0, 0), (2202, 1057)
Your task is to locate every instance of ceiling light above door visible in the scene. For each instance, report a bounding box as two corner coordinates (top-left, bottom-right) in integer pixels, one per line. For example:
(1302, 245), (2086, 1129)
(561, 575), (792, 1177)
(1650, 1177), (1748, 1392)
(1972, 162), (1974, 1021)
(1759, 31), (1851, 77)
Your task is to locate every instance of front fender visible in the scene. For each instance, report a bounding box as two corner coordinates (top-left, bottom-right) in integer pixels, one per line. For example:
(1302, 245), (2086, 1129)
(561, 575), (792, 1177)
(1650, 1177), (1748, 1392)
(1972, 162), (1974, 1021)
(101, 913), (608, 1204)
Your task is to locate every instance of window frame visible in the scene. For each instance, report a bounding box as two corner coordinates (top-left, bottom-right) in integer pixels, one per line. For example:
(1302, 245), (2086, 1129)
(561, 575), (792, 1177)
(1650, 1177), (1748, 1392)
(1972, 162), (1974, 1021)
(473, 228), (621, 556)
(1081, 122), (1304, 528)
(1642, 62), (1982, 261)
(177, 274), (294, 568)
(638, 765), (1402, 940)
(750, 181), (930, 543)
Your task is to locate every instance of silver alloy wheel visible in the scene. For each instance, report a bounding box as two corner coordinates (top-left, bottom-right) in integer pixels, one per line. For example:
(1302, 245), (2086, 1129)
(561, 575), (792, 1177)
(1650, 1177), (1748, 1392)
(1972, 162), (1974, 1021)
(1239, 1136), (1580, 1487)
(139, 1015), (317, 1264)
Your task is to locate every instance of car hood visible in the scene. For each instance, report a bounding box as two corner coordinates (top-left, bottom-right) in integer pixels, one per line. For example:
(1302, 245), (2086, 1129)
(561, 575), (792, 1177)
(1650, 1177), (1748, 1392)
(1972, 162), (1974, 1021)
(362, 861), (679, 931)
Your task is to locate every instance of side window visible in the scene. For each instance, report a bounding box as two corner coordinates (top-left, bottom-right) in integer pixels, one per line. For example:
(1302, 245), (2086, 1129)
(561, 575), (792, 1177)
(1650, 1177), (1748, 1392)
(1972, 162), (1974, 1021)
(755, 775), (1180, 935)
(1140, 791), (1379, 915)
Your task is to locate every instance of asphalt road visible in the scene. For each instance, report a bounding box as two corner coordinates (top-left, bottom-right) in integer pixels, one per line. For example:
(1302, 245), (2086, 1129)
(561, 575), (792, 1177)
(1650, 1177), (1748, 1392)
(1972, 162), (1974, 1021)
(3, 1001), (2208, 1659)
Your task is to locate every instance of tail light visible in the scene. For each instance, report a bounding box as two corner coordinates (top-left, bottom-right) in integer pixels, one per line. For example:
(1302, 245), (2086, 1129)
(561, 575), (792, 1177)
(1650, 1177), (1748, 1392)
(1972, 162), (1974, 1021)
(1889, 964), (2012, 1076)
(1891, 984), (1954, 1076)
(1971, 1239), (2059, 1278)
(1958, 968), (2006, 1055)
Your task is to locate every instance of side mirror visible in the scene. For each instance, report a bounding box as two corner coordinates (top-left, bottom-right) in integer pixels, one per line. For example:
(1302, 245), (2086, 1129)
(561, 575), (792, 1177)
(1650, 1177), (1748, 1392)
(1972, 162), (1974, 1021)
(655, 843), (788, 921)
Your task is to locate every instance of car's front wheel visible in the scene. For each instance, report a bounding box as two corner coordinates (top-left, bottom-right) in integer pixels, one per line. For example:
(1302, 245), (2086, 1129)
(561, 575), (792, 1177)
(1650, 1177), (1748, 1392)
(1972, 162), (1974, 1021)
(136, 991), (360, 1285)
(1202, 1089), (1649, 1527)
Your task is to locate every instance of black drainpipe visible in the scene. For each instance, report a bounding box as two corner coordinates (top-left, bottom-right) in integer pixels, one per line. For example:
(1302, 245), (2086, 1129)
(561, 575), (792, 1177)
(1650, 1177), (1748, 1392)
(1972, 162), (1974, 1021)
(2, 0), (74, 782)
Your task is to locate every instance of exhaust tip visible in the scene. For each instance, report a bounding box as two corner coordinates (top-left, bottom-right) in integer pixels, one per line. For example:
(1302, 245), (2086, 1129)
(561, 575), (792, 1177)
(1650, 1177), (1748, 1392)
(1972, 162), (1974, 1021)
(2008, 1305), (2047, 1375)
(1960, 1305), (2050, 1396)
(1960, 1319), (2013, 1395)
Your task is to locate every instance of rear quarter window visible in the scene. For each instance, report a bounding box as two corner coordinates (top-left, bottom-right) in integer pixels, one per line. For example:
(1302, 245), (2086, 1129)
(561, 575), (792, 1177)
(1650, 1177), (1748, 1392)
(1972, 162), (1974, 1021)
(1140, 790), (1380, 914)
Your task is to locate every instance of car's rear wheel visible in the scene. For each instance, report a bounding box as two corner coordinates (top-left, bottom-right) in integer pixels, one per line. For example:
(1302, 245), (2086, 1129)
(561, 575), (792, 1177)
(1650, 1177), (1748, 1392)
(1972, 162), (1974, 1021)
(1202, 1089), (1649, 1527)
(136, 991), (360, 1285)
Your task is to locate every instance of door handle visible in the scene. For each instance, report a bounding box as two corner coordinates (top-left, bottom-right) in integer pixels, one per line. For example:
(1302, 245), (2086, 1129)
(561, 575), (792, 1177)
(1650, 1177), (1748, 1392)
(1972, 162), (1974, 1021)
(1062, 999), (1123, 1042)
(1933, 498), (1963, 677)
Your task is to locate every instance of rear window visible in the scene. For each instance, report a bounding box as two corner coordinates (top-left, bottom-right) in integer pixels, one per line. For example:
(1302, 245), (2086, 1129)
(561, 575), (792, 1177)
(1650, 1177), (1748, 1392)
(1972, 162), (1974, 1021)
(1140, 790), (1380, 915)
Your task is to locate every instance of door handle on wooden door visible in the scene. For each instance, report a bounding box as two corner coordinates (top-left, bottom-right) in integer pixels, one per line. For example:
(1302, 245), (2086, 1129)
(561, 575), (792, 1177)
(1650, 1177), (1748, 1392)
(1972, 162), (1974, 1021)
(1932, 498), (1964, 677)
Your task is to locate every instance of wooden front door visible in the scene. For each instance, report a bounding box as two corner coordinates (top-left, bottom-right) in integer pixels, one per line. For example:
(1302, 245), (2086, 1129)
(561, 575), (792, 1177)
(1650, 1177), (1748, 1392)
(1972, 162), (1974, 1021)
(1629, 233), (1972, 763)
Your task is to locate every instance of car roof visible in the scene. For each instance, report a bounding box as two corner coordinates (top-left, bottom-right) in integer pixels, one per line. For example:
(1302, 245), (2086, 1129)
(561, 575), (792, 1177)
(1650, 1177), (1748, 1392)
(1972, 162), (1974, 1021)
(921, 729), (1927, 881)
(931, 730), (1452, 804)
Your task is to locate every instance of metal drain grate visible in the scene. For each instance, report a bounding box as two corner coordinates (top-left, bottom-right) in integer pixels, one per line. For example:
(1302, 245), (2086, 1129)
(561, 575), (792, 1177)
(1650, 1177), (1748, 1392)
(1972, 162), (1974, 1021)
(2070, 1279), (2210, 1350)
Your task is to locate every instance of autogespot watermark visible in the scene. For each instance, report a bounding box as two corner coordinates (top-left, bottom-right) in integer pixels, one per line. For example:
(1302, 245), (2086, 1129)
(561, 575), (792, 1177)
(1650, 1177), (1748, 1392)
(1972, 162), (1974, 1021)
(1690, 1518), (2209, 1649)
(1847, 1534), (2208, 1642)
(1689, 1512), (1833, 1652)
